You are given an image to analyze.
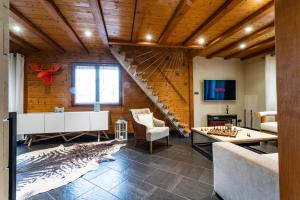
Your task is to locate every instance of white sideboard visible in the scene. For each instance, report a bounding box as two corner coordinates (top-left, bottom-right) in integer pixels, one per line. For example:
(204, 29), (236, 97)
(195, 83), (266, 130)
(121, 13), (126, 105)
(17, 111), (109, 135)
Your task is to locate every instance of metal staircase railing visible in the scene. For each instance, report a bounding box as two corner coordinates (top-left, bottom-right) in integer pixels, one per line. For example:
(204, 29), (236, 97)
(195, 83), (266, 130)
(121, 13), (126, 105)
(110, 45), (190, 137)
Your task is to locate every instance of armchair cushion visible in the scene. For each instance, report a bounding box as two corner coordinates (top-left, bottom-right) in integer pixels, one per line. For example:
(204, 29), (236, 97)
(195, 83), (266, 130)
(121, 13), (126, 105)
(153, 117), (165, 127)
(137, 113), (154, 128)
(146, 127), (169, 141)
(261, 122), (278, 133)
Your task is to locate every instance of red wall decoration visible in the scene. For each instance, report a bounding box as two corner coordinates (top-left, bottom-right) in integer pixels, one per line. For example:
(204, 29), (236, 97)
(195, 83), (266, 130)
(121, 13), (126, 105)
(31, 64), (61, 86)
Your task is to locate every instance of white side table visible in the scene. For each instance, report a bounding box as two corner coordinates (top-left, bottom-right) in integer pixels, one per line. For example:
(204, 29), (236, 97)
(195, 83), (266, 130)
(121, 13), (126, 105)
(115, 119), (128, 140)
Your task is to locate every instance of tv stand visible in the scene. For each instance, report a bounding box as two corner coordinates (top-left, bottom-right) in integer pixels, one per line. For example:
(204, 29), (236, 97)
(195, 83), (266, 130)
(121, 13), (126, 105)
(207, 114), (238, 126)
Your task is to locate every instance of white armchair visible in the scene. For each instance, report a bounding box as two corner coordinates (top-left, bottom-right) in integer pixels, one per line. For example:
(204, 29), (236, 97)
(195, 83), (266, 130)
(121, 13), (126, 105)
(257, 111), (278, 133)
(130, 108), (169, 153)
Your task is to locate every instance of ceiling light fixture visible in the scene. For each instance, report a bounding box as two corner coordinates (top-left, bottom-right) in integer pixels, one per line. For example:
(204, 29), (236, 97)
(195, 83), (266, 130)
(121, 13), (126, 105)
(84, 30), (92, 37)
(145, 34), (152, 41)
(244, 26), (253, 33)
(13, 25), (21, 32)
(240, 43), (246, 49)
(198, 37), (206, 45)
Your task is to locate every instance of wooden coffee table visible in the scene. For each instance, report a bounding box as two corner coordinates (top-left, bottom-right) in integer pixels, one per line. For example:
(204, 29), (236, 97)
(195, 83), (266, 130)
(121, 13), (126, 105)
(191, 127), (278, 159)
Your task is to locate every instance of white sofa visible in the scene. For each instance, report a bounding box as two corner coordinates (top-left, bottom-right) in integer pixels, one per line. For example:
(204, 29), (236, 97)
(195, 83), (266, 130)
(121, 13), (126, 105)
(213, 142), (279, 200)
(257, 111), (278, 133)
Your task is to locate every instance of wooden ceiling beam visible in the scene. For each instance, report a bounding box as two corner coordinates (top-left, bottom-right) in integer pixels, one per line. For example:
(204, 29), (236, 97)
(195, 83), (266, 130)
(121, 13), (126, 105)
(10, 5), (65, 52)
(183, 0), (243, 46)
(131, 0), (146, 42)
(241, 46), (275, 60)
(109, 40), (203, 50)
(10, 32), (40, 51)
(225, 36), (275, 59)
(207, 1), (274, 49)
(158, 0), (195, 44)
(39, 0), (89, 53)
(88, 0), (109, 47)
(207, 21), (274, 58)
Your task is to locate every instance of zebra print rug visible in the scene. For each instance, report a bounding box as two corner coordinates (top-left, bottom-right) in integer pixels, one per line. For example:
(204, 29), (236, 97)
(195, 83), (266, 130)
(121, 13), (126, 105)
(17, 140), (126, 200)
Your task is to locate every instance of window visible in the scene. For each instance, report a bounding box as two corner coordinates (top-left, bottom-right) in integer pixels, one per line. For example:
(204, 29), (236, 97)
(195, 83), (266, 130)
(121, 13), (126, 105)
(72, 63), (121, 105)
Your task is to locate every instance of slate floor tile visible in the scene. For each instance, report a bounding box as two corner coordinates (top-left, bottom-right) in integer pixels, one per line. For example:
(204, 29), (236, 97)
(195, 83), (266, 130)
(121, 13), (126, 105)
(199, 168), (214, 185)
(90, 169), (127, 191)
(146, 188), (186, 200)
(82, 165), (110, 180)
(174, 162), (205, 180)
(103, 157), (133, 172)
(76, 186), (119, 200)
(110, 176), (154, 200)
(48, 178), (94, 200)
(123, 161), (156, 180)
(27, 192), (55, 200)
(145, 169), (182, 191)
(173, 177), (213, 200)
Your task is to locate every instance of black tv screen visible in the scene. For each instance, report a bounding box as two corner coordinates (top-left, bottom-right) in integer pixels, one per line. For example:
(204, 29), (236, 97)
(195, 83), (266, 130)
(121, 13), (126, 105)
(203, 80), (236, 101)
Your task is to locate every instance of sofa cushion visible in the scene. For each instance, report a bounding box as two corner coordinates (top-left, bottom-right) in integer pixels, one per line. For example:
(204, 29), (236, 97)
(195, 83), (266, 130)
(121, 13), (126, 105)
(261, 122), (278, 133)
(146, 127), (169, 141)
(138, 113), (154, 128)
(262, 153), (278, 162)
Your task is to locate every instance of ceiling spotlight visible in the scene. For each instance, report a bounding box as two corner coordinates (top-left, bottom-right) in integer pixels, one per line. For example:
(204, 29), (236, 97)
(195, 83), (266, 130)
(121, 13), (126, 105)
(145, 34), (152, 41)
(244, 26), (253, 33)
(198, 37), (206, 45)
(239, 43), (246, 49)
(84, 30), (92, 37)
(13, 25), (21, 32)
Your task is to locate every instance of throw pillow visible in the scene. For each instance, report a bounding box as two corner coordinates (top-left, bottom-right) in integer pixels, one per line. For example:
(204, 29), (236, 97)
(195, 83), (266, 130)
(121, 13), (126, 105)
(137, 113), (154, 128)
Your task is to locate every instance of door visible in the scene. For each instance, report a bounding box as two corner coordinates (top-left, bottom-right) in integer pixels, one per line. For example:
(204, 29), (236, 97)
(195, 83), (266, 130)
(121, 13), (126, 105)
(0, 0), (10, 199)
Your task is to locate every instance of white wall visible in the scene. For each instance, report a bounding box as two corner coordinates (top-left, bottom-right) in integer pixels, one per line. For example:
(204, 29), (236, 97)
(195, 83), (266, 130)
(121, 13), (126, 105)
(193, 57), (244, 127)
(265, 55), (277, 111)
(243, 57), (266, 129)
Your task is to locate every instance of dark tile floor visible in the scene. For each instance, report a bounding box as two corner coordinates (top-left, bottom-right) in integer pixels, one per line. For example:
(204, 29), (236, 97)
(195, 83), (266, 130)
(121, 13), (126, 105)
(18, 136), (220, 200)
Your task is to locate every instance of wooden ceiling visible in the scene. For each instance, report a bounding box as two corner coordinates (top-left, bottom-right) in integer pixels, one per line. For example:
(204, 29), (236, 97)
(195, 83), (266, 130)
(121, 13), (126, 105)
(9, 0), (275, 59)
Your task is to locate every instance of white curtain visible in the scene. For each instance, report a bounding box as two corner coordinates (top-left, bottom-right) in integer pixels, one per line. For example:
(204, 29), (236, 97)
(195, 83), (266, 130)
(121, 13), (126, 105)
(9, 53), (25, 141)
(8, 53), (24, 113)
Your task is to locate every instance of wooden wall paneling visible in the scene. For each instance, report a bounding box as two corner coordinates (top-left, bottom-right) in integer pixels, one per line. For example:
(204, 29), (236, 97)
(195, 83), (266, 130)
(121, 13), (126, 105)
(10, 5), (65, 52)
(87, 0), (109, 47)
(276, 1), (300, 198)
(206, 0), (274, 49)
(224, 36), (275, 59)
(207, 21), (274, 58)
(187, 51), (194, 128)
(39, 0), (89, 53)
(183, 0), (243, 46)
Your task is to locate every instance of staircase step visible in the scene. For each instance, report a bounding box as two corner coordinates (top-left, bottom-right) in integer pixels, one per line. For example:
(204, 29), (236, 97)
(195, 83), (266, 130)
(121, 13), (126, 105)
(125, 58), (134, 63)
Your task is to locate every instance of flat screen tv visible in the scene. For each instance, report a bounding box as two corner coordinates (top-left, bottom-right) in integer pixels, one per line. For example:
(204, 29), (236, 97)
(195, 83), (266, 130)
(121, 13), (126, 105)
(203, 80), (236, 101)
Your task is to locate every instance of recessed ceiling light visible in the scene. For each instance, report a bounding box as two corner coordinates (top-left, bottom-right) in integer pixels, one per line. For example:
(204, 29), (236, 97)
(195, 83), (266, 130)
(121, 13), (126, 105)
(244, 26), (253, 33)
(84, 30), (92, 37)
(13, 25), (21, 32)
(145, 34), (152, 41)
(240, 43), (246, 49)
(198, 37), (206, 45)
